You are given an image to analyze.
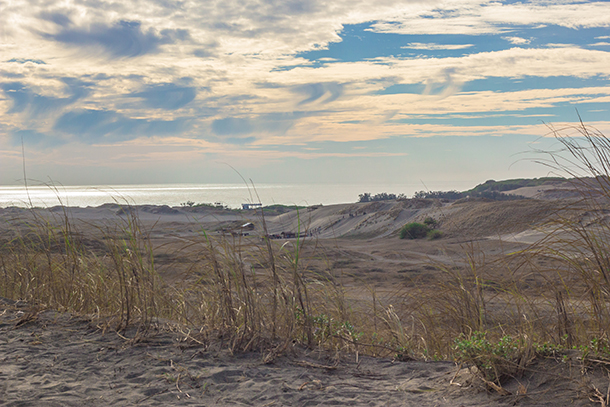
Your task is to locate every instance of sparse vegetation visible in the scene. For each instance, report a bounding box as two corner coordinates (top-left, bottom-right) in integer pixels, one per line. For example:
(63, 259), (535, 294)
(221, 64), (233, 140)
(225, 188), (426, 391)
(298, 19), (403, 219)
(181, 201), (229, 210)
(399, 221), (442, 240)
(424, 217), (438, 228)
(412, 190), (464, 200)
(358, 192), (406, 203)
(260, 204), (306, 215)
(454, 332), (533, 386)
(399, 222), (430, 239)
(413, 189), (526, 201)
(427, 229), (442, 240)
(412, 177), (565, 201)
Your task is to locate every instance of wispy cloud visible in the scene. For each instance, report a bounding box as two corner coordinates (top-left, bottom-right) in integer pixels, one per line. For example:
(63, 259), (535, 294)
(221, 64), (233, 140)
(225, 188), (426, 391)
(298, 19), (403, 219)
(53, 109), (190, 143)
(6, 58), (46, 64)
(292, 82), (344, 105)
(402, 43), (474, 50)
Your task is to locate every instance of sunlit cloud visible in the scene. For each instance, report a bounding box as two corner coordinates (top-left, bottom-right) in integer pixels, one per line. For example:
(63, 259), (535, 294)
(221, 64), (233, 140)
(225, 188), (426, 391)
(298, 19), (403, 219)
(402, 43), (475, 50)
(1, 0), (610, 186)
(502, 37), (531, 45)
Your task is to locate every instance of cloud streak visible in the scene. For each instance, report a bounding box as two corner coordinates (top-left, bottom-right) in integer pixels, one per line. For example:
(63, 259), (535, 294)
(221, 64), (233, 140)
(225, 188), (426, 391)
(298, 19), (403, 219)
(53, 109), (189, 143)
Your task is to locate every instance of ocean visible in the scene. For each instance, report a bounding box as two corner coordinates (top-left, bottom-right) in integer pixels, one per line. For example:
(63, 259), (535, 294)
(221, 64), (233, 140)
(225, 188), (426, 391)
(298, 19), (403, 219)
(0, 182), (458, 209)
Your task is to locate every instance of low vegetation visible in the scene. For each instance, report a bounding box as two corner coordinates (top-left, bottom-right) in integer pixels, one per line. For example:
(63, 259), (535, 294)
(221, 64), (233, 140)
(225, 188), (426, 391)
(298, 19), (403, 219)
(358, 192), (406, 202)
(399, 218), (442, 240)
(181, 201), (230, 210)
(413, 189), (526, 201)
(361, 178), (549, 203)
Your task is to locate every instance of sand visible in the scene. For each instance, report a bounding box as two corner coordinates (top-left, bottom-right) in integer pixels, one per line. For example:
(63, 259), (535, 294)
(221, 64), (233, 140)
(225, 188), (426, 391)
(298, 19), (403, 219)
(0, 297), (493, 406)
(3, 296), (609, 406)
(7, 296), (603, 407)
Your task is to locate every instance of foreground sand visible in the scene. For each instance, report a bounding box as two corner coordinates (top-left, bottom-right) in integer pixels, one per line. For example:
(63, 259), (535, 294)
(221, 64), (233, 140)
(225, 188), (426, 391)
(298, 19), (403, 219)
(3, 297), (608, 406)
(0, 298), (477, 406)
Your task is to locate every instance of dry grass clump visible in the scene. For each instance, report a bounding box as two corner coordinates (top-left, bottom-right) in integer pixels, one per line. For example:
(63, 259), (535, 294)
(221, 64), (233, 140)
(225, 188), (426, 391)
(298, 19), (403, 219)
(0, 205), (371, 354)
(0, 207), (173, 337)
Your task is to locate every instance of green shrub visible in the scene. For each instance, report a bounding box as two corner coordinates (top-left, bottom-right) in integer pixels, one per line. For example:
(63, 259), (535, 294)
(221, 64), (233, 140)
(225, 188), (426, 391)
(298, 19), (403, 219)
(400, 222), (429, 239)
(454, 332), (531, 385)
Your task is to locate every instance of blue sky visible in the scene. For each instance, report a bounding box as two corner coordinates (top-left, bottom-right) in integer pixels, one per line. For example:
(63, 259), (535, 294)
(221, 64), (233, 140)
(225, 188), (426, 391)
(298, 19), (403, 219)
(1, 0), (610, 191)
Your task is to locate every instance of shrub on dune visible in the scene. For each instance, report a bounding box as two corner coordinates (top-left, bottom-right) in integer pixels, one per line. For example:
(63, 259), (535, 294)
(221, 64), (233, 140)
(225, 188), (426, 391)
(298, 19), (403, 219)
(400, 222), (430, 239)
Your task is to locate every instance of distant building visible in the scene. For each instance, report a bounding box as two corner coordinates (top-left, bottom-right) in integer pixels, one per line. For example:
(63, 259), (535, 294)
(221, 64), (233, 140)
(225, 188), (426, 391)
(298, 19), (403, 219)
(240, 222), (255, 230)
(242, 203), (262, 210)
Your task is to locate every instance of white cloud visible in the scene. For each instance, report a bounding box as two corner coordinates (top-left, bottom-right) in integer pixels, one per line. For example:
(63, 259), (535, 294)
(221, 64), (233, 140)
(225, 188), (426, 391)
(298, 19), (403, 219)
(402, 43), (475, 50)
(2, 0), (610, 185)
(502, 36), (531, 45)
(544, 43), (574, 48)
(590, 42), (610, 47)
(372, 1), (610, 35)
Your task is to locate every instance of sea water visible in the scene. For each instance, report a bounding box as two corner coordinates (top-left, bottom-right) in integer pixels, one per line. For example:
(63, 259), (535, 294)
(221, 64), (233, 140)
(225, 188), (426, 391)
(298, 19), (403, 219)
(0, 183), (459, 209)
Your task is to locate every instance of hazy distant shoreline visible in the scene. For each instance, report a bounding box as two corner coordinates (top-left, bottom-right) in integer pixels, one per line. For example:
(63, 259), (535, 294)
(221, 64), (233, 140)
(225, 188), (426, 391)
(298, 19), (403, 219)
(0, 182), (461, 209)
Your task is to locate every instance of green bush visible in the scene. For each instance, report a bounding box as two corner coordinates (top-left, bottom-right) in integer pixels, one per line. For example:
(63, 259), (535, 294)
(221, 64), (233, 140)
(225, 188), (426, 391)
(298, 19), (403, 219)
(454, 332), (531, 385)
(400, 222), (429, 239)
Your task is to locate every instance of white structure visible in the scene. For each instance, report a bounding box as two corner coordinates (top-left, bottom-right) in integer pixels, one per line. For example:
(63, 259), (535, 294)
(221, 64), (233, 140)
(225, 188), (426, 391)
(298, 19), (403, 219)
(242, 203), (262, 210)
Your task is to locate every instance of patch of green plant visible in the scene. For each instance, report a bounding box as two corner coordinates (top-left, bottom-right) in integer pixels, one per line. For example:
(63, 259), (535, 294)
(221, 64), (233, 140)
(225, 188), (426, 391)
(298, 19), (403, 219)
(454, 332), (527, 384)
(394, 345), (413, 361)
(296, 309), (363, 345)
(400, 222), (430, 239)
(576, 337), (610, 362)
(533, 341), (564, 357)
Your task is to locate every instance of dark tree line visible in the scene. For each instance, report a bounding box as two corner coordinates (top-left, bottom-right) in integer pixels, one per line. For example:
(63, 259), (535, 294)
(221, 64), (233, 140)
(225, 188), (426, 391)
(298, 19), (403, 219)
(412, 190), (525, 201)
(358, 192), (407, 203)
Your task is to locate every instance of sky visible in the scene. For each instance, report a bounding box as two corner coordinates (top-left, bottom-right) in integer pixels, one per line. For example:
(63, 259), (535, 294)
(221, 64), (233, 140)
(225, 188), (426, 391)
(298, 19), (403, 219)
(1, 0), (610, 191)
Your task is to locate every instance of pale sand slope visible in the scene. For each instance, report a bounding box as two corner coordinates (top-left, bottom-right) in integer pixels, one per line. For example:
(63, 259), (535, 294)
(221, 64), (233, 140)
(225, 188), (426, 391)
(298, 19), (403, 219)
(0, 196), (570, 242)
(1, 298), (603, 407)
